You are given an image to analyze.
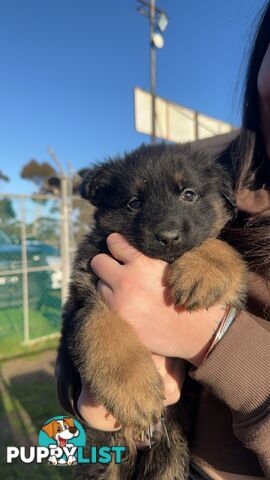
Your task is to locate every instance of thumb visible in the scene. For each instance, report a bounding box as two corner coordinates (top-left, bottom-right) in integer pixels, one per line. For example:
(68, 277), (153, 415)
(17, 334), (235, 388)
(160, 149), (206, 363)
(106, 233), (141, 264)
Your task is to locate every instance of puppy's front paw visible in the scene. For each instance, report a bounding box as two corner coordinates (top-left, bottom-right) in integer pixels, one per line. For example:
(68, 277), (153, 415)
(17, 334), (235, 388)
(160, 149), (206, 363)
(168, 257), (225, 310)
(167, 239), (247, 310)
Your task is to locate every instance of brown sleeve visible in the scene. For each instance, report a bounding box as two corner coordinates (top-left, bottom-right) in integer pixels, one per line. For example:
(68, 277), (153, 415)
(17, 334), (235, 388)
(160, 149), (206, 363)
(190, 311), (270, 475)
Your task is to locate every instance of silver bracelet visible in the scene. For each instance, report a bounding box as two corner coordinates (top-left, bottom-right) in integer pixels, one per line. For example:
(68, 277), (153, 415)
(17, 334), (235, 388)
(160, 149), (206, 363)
(203, 305), (239, 360)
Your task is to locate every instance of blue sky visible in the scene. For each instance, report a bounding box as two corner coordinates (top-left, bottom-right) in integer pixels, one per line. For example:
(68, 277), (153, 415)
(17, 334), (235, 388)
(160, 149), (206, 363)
(0, 0), (267, 195)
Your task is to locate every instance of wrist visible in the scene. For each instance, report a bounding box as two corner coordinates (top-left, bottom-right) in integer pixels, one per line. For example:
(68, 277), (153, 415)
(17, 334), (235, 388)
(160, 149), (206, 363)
(190, 306), (239, 367)
(189, 336), (214, 367)
(176, 305), (226, 367)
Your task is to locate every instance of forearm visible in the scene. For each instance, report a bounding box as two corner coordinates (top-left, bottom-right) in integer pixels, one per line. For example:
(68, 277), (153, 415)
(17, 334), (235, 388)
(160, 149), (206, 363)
(191, 311), (270, 474)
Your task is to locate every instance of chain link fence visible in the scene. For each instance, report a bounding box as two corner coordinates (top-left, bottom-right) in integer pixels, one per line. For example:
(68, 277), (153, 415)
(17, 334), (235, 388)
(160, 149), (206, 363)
(0, 192), (94, 359)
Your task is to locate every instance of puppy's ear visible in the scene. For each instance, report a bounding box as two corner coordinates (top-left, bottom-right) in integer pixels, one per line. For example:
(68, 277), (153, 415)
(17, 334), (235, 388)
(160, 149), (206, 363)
(220, 174), (237, 213)
(203, 155), (236, 213)
(80, 165), (110, 206)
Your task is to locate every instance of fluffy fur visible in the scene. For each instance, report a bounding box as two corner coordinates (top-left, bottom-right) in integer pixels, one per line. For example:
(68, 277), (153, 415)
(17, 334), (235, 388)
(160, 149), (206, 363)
(56, 143), (247, 479)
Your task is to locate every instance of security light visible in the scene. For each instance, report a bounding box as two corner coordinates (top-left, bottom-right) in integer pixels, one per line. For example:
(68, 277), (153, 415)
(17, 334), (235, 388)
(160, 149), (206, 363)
(152, 32), (164, 48)
(157, 12), (168, 32)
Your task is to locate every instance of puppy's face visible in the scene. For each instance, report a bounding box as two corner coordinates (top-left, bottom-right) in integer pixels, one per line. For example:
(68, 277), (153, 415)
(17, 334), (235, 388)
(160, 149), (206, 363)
(81, 144), (234, 263)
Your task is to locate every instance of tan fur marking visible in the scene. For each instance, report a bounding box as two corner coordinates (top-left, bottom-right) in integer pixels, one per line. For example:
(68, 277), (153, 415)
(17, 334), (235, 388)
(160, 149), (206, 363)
(174, 171), (184, 184)
(167, 238), (247, 310)
(75, 298), (164, 429)
(209, 199), (231, 237)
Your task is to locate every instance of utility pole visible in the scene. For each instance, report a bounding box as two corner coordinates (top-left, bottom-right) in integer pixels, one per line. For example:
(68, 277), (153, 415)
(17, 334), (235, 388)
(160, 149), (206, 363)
(137, 0), (168, 144)
(150, 0), (156, 143)
(48, 147), (70, 305)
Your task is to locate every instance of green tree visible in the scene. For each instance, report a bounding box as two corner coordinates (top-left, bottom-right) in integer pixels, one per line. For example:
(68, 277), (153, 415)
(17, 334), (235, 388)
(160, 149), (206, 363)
(20, 159), (56, 188)
(0, 170), (9, 182)
(0, 198), (16, 224)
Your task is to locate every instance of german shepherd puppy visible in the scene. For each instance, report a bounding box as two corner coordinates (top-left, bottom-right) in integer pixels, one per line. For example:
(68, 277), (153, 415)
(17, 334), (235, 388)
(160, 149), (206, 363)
(56, 143), (247, 479)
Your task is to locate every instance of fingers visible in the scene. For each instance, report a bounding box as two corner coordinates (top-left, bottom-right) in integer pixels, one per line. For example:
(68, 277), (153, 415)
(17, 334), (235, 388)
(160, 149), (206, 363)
(151, 354), (168, 378)
(106, 233), (141, 264)
(151, 355), (186, 406)
(90, 253), (122, 286)
(165, 357), (186, 389)
(90, 233), (141, 286)
(77, 383), (121, 432)
(97, 280), (114, 306)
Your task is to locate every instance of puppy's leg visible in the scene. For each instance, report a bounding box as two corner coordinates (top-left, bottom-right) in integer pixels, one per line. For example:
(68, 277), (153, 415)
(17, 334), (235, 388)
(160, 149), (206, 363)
(167, 238), (247, 310)
(72, 297), (164, 430)
(75, 427), (135, 480)
(134, 404), (189, 480)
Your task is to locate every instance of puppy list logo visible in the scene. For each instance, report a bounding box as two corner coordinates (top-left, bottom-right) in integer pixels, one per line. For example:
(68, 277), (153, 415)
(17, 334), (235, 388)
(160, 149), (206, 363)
(6, 416), (126, 466)
(39, 416), (85, 465)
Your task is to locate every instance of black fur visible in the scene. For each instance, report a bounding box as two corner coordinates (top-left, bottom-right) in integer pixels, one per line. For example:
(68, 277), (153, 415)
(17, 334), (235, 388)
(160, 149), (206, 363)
(56, 143), (235, 479)
(79, 143), (234, 262)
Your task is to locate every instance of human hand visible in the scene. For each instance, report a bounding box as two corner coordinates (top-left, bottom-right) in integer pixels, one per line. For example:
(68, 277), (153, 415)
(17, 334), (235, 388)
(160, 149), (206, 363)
(91, 233), (225, 366)
(77, 355), (186, 431)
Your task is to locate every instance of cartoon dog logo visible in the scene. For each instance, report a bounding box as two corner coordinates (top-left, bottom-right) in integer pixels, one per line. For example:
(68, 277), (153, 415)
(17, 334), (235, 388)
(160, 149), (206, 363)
(41, 417), (79, 465)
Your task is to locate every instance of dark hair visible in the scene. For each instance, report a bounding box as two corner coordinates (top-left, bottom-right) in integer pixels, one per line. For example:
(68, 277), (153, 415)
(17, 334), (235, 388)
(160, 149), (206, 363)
(225, 1), (270, 191)
(224, 1), (270, 280)
(243, 1), (270, 132)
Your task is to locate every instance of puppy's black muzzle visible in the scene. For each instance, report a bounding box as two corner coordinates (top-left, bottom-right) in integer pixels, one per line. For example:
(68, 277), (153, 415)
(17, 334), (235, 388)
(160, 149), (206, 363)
(155, 229), (181, 248)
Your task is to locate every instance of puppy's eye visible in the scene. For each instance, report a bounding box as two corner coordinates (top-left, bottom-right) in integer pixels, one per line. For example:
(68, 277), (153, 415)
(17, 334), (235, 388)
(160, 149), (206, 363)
(182, 189), (197, 202)
(57, 427), (62, 432)
(128, 197), (141, 210)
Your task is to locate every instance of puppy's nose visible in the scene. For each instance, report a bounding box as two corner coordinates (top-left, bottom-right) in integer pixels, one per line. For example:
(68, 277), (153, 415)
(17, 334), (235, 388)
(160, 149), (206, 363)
(155, 230), (181, 247)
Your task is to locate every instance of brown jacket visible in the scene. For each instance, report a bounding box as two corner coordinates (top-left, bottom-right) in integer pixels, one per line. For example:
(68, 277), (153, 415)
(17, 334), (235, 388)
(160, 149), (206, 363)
(190, 188), (270, 477)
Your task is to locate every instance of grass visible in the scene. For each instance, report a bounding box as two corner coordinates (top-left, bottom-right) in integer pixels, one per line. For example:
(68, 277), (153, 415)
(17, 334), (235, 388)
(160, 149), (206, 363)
(0, 290), (77, 478)
(0, 290), (62, 359)
(0, 349), (74, 480)
(0, 464), (74, 480)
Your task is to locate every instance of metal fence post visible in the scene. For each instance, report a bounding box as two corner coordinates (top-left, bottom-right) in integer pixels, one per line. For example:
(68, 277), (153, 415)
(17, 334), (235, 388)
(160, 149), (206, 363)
(47, 147), (71, 305)
(20, 198), (30, 344)
(60, 175), (70, 304)
(68, 161), (74, 255)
